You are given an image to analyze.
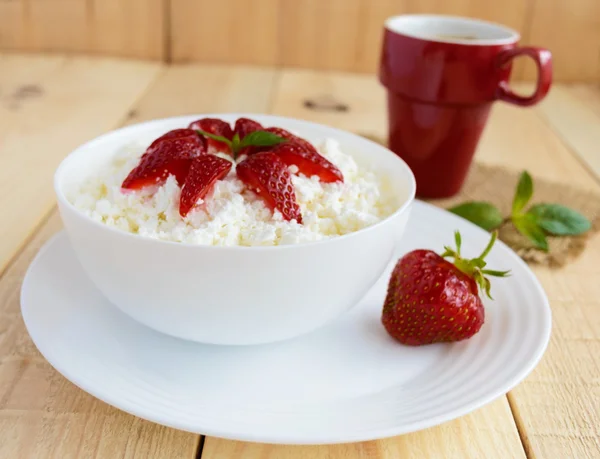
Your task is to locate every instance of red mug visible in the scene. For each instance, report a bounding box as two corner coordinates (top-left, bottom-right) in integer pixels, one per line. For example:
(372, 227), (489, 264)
(379, 15), (552, 198)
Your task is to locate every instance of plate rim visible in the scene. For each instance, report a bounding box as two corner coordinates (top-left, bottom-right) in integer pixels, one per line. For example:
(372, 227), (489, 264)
(20, 200), (552, 444)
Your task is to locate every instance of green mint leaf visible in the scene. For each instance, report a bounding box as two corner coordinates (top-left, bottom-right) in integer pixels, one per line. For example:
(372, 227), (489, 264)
(512, 171), (534, 215)
(239, 131), (287, 149)
(513, 213), (549, 251)
(231, 132), (241, 158)
(195, 130), (232, 147)
(449, 202), (503, 231)
(528, 203), (592, 236)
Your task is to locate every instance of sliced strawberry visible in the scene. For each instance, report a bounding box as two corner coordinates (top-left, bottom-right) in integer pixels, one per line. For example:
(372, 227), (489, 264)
(188, 118), (233, 155)
(234, 118), (264, 157)
(179, 155), (232, 217)
(269, 141), (343, 183)
(234, 117), (263, 139)
(148, 128), (201, 151)
(263, 127), (296, 141)
(236, 152), (303, 223)
(122, 136), (205, 190)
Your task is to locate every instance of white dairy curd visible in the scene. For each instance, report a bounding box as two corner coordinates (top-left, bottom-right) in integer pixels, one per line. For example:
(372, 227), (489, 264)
(68, 138), (398, 246)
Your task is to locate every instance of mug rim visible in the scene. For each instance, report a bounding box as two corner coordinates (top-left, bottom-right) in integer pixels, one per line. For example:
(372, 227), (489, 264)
(385, 14), (520, 46)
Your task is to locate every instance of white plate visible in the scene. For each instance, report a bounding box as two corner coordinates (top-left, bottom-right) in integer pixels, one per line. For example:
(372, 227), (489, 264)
(21, 201), (551, 445)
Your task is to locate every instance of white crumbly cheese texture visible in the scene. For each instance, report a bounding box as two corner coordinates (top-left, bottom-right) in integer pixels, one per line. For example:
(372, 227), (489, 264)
(69, 138), (398, 246)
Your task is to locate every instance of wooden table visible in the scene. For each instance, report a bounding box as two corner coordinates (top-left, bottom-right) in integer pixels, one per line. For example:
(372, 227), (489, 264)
(1, 53), (599, 459)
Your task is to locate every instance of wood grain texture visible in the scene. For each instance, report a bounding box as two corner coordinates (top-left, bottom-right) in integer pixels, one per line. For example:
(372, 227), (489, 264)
(526, 0), (600, 81)
(202, 398), (526, 458)
(279, 0), (362, 71)
(0, 54), (160, 273)
(89, 0), (165, 60)
(530, 85), (600, 181)
(170, 0), (279, 65)
(507, 253), (600, 458)
(270, 69), (386, 136)
(569, 84), (600, 119)
(0, 213), (200, 459)
(129, 64), (277, 123)
(475, 94), (599, 190)
(0, 0), (164, 59)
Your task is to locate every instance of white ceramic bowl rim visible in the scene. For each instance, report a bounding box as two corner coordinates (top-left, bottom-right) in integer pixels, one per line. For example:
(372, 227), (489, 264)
(54, 114), (416, 252)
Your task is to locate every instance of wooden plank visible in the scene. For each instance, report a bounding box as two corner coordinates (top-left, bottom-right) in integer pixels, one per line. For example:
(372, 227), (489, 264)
(202, 398), (525, 458)
(530, 85), (600, 182)
(279, 0), (362, 72)
(129, 64), (278, 122)
(507, 253), (600, 458)
(0, 53), (161, 273)
(0, 0), (164, 60)
(476, 95), (598, 189)
(170, 0), (279, 65)
(526, 0), (600, 81)
(569, 84), (600, 119)
(89, 0), (165, 60)
(0, 0), (25, 50)
(270, 68), (387, 136)
(0, 213), (200, 459)
(24, 0), (90, 53)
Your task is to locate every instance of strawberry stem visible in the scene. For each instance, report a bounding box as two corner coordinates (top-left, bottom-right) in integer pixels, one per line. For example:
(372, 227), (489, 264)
(477, 230), (497, 261)
(441, 230), (510, 299)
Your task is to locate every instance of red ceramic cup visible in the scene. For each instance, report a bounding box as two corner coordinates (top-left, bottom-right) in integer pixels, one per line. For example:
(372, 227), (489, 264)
(379, 15), (552, 198)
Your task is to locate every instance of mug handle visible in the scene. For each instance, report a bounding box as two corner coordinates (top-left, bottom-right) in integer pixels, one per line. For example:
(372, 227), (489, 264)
(495, 47), (553, 107)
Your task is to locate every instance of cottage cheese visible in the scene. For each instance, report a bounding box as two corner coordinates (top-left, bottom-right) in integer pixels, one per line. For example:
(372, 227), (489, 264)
(69, 138), (398, 246)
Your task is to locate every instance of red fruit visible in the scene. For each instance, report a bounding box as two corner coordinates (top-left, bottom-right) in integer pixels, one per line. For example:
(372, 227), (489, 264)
(381, 231), (509, 345)
(236, 152), (303, 223)
(188, 118), (233, 155)
(234, 117), (263, 139)
(234, 118), (264, 157)
(179, 155), (232, 217)
(263, 127), (296, 141)
(148, 129), (201, 150)
(269, 141), (343, 183)
(122, 135), (205, 190)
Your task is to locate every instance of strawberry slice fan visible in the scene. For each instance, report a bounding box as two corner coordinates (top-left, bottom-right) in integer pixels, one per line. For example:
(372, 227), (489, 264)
(121, 117), (344, 220)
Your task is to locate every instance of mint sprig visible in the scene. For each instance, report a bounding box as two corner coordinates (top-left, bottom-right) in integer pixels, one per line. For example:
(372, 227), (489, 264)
(448, 170), (592, 252)
(196, 129), (287, 159)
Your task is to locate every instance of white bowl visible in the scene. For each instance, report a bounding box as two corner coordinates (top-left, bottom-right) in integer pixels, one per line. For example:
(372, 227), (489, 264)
(54, 114), (416, 345)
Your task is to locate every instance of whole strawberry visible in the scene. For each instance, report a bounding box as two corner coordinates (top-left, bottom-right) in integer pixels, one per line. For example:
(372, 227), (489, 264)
(382, 231), (509, 345)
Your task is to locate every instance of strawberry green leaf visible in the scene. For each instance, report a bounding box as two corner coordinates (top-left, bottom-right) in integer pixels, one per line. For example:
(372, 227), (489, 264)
(449, 202), (503, 231)
(481, 269), (511, 277)
(512, 213), (549, 251)
(195, 130), (232, 147)
(454, 230), (462, 256)
(512, 171), (533, 215)
(528, 203), (592, 236)
(239, 131), (287, 149)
